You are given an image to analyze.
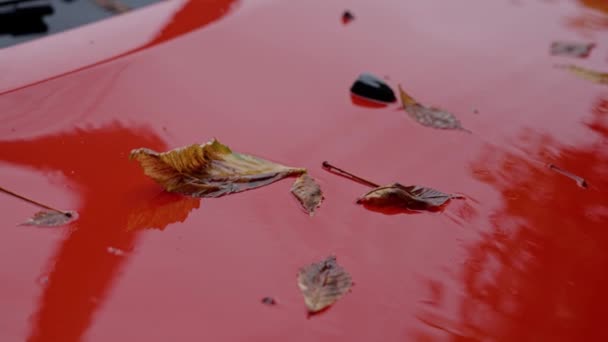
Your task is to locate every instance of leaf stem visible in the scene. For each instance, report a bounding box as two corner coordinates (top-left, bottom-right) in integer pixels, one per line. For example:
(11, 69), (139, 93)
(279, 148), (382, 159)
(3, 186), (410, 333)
(322, 161), (380, 188)
(0, 185), (71, 217)
(547, 164), (588, 189)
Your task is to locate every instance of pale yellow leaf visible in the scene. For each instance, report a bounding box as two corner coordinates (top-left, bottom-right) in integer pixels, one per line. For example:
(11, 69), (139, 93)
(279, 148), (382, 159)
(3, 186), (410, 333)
(130, 139), (307, 198)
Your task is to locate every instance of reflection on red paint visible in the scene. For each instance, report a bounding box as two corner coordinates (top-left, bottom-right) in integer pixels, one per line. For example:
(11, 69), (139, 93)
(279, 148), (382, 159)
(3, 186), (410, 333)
(0, 124), (181, 342)
(127, 192), (201, 232)
(359, 202), (429, 216)
(0, 0), (607, 340)
(350, 93), (390, 109)
(416, 99), (608, 341)
(144, 0), (239, 48)
(0, 0), (239, 97)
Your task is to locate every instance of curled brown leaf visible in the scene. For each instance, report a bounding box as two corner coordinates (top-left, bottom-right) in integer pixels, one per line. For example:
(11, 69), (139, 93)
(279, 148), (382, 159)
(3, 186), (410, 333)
(357, 183), (459, 211)
(398, 85), (471, 133)
(130, 139), (307, 198)
(297, 256), (352, 313)
(291, 173), (324, 216)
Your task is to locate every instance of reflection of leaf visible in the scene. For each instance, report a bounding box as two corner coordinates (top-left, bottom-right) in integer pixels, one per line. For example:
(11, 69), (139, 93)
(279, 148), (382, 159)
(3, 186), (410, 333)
(357, 183), (458, 211)
(291, 174), (323, 216)
(398, 85), (470, 133)
(297, 256), (352, 313)
(22, 210), (78, 227)
(130, 139), (307, 198)
(126, 192), (201, 231)
(557, 64), (608, 84)
(550, 42), (595, 58)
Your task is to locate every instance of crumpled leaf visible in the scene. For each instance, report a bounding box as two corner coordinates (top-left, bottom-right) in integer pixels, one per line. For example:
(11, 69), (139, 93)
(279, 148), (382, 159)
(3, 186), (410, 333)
(550, 41), (595, 58)
(398, 85), (471, 133)
(297, 256), (352, 313)
(357, 183), (458, 211)
(291, 174), (323, 216)
(21, 210), (78, 227)
(557, 64), (608, 84)
(130, 139), (307, 198)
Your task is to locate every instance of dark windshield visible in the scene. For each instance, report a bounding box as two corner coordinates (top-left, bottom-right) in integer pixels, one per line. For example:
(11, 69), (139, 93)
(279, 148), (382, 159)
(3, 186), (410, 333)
(0, 0), (161, 48)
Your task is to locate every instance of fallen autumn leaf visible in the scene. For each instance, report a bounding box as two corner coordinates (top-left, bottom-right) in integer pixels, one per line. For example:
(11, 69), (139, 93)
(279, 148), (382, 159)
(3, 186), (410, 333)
(297, 256), (352, 313)
(21, 210), (77, 227)
(1, 185), (77, 227)
(357, 183), (458, 210)
(130, 139), (323, 214)
(323, 161), (462, 212)
(398, 85), (471, 133)
(291, 174), (324, 216)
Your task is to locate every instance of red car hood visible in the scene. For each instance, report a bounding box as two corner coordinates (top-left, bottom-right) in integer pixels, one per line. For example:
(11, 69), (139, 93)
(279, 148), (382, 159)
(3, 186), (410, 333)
(1, 0), (607, 341)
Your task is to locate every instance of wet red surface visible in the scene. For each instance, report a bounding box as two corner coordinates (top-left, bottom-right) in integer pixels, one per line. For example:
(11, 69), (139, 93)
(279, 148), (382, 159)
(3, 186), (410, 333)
(0, 0), (607, 341)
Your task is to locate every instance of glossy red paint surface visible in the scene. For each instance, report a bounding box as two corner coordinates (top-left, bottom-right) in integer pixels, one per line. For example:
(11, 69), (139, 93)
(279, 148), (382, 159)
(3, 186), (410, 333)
(1, 0), (607, 341)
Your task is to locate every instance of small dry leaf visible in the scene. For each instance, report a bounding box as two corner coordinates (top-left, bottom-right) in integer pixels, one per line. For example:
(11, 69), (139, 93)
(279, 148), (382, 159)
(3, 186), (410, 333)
(297, 256), (352, 313)
(130, 139), (307, 198)
(291, 174), (323, 216)
(398, 85), (470, 133)
(21, 210), (77, 227)
(357, 183), (458, 211)
(94, 0), (131, 14)
(557, 64), (608, 85)
(550, 42), (595, 58)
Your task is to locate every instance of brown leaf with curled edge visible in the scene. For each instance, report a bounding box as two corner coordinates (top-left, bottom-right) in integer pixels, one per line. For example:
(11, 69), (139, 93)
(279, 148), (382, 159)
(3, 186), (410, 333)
(291, 174), (323, 216)
(297, 256), (352, 313)
(126, 192), (201, 231)
(550, 42), (595, 58)
(357, 183), (459, 211)
(21, 210), (78, 227)
(130, 139), (307, 198)
(399, 85), (471, 133)
(556, 64), (608, 84)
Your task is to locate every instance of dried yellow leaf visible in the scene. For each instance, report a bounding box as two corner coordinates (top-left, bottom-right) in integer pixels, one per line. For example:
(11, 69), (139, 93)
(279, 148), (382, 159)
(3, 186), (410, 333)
(130, 139), (307, 198)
